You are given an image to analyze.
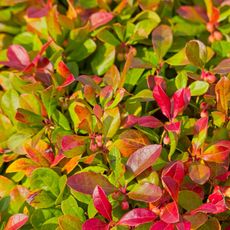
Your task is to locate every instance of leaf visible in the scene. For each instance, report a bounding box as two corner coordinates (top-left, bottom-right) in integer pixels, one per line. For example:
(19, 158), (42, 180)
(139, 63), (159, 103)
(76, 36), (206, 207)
(184, 213), (208, 230)
(213, 58), (230, 74)
(126, 144), (162, 177)
(160, 201), (179, 224)
(189, 162), (210, 185)
(171, 88), (191, 119)
(215, 76), (230, 115)
(67, 172), (116, 195)
(1, 89), (19, 122)
(153, 85), (171, 119)
(6, 158), (38, 176)
(165, 48), (190, 66)
(93, 185), (112, 220)
(0, 176), (15, 197)
(102, 107), (120, 138)
(175, 221), (191, 230)
(201, 140), (230, 163)
(192, 117), (209, 152)
(152, 24), (173, 60)
(30, 168), (60, 197)
(198, 217), (221, 230)
(61, 135), (86, 158)
(177, 6), (207, 23)
(189, 81), (209, 96)
(90, 12), (114, 30)
(103, 65), (121, 91)
(91, 43), (115, 75)
(124, 115), (163, 129)
(118, 208), (157, 226)
(61, 196), (85, 221)
(161, 161), (184, 201)
(0, 44), (30, 70)
(185, 40), (207, 68)
(82, 218), (109, 230)
(114, 129), (150, 157)
(58, 215), (82, 230)
(178, 190), (203, 211)
(150, 220), (174, 230)
(127, 182), (162, 202)
(190, 203), (217, 215)
(175, 71), (188, 89)
(4, 214), (28, 230)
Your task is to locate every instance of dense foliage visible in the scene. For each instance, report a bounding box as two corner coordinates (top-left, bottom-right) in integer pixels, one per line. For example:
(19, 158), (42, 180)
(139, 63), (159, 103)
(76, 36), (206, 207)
(0, 0), (230, 229)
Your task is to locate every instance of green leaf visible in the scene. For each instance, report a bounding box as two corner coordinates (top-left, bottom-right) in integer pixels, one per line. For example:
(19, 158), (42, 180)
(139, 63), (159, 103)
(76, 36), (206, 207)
(165, 48), (189, 66)
(96, 29), (120, 46)
(30, 168), (60, 197)
(175, 71), (188, 89)
(68, 39), (96, 61)
(87, 198), (97, 218)
(178, 190), (202, 211)
(91, 43), (115, 75)
(189, 81), (209, 96)
(61, 196), (85, 222)
(185, 40), (207, 68)
(168, 131), (178, 161)
(58, 215), (82, 230)
(31, 208), (62, 230)
(102, 107), (121, 138)
(1, 89), (19, 122)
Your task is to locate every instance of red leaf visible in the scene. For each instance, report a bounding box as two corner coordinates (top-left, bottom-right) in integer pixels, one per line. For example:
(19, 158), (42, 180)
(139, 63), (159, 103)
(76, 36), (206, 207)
(171, 88), (191, 119)
(90, 12), (114, 29)
(27, 6), (49, 18)
(56, 61), (75, 89)
(162, 161), (184, 201)
(190, 203), (217, 215)
(93, 185), (112, 221)
(175, 221), (191, 230)
(160, 201), (180, 224)
(150, 220), (174, 230)
(126, 145), (162, 177)
(153, 85), (171, 119)
(208, 186), (227, 214)
(164, 121), (181, 134)
(124, 115), (163, 128)
(0, 45), (30, 70)
(4, 214), (28, 230)
(201, 140), (230, 163)
(82, 218), (109, 230)
(61, 135), (86, 151)
(209, 7), (220, 24)
(67, 172), (116, 195)
(118, 208), (157, 227)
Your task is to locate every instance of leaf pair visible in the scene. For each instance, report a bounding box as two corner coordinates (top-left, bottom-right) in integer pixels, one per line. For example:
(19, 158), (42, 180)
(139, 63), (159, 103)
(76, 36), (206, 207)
(153, 85), (191, 121)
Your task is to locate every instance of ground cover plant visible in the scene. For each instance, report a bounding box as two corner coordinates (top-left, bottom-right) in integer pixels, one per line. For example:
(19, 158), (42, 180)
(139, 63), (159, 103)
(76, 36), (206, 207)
(0, 0), (230, 229)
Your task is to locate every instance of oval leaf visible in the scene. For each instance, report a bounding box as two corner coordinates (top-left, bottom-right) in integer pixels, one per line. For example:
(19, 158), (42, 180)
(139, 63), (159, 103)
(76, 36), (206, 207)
(118, 208), (157, 226)
(67, 172), (116, 195)
(126, 144), (162, 177)
(189, 162), (210, 185)
(5, 214), (28, 230)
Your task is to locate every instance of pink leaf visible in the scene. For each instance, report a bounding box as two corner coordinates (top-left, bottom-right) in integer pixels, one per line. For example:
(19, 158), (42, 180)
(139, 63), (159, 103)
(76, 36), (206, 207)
(27, 6), (49, 18)
(175, 221), (191, 230)
(126, 145), (162, 177)
(160, 201), (180, 224)
(162, 161), (184, 201)
(124, 115), (163, 128)
(150, 220), (174, 230)
(190, 203), (217, 215)
(164, 121), (181, 134)
(67, 172), (116, 195)
(93, 185), (112, 221)
(0, 45), (30, 70)
(117, 208), (157, 227)
(90, 12), (114, 29)
(82, 218), (109, 230)
(208, 186), (227, 214)
(171, 88), (191, 119)
(153, 85), (171, 119)
(4, 214), (28, 230)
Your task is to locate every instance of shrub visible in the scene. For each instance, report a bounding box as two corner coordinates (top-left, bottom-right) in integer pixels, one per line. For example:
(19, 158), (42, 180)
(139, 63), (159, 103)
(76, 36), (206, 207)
(0, 0), (230, 229)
